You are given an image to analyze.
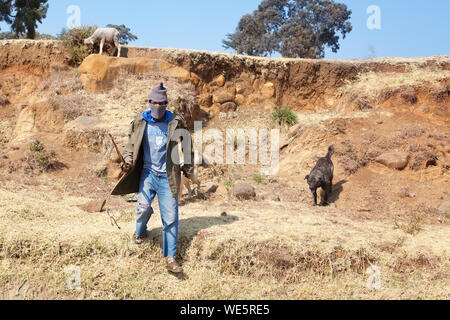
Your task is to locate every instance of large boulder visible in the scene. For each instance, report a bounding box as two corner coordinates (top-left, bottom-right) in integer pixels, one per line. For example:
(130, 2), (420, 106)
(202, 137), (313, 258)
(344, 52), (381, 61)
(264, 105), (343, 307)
(78, 55), (200, 93)
(232, 182), (256, 200)
(376, 152), (410, 170)
(212, 88), (235, 104)
(211, 74), (225, 87)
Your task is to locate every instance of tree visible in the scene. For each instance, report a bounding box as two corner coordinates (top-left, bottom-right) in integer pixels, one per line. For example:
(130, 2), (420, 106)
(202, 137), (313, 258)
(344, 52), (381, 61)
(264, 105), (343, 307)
(106, 24), (138, 45)
(0, 0), (13, 28)
(3, 0), (49, 39)
(223, 0), (352, 59)
(0, 31), (55, 40)
(0, 31), (16, 39)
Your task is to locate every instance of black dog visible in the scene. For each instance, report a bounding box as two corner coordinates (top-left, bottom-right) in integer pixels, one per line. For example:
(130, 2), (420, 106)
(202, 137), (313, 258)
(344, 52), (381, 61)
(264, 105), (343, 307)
(305, 146), (334, 206)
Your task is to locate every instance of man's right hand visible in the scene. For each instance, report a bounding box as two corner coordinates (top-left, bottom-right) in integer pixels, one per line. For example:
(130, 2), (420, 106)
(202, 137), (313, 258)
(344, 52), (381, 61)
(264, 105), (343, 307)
(122, 163), (132, 173)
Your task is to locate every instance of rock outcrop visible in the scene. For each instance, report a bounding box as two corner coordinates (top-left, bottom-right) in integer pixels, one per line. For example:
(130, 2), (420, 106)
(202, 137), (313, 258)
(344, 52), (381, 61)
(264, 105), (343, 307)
(78, 55), (201, 93)
(233, 182), (256, 200)
(376, 152), (410, 170)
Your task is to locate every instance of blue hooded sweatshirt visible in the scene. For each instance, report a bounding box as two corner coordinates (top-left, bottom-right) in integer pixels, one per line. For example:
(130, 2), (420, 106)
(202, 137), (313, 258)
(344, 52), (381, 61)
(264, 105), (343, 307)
(141, 110), (173, 174)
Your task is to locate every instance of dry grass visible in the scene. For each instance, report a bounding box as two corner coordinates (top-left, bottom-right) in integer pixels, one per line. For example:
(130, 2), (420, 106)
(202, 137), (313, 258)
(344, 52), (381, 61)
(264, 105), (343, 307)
(336, 140), (361, 175)
(0, 120), (14, 144)
(339, 64), (450, 101)
(5, 140), (62, 175)
(429, 85), (449, 101)
(393, 208), (426, 236)
(0, 182), (449, 299)
(395, 125), (426, 140)
(40, 70), (83, 95)
(63, 129), (107, 153)
(408, 144), (439, 171)
(42, 70), (93, 122)
(48, 94), (92, 122)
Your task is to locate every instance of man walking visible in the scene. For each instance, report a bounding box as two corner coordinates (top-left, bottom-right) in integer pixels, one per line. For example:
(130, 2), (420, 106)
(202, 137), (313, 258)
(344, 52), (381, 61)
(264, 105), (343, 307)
(111, 83), (194, 273)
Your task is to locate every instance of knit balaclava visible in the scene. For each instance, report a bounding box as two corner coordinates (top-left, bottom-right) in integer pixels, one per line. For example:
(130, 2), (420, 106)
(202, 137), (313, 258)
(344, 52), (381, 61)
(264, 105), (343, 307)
(149, 83), (168, 120)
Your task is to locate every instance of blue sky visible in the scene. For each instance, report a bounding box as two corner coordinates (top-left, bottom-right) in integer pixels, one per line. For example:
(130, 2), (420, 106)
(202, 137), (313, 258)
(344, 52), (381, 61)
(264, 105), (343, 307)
(1, 0), (449, 59)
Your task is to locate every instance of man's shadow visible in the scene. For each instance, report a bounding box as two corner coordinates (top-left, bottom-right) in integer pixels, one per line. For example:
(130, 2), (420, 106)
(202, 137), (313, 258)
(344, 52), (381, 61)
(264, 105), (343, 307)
(143, 215), (239, 279)
(328, 180), (347, 204)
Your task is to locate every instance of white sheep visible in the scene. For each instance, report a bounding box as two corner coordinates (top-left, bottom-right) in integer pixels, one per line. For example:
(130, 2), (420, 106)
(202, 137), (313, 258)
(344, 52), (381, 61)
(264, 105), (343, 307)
(84, 27), (121, 57)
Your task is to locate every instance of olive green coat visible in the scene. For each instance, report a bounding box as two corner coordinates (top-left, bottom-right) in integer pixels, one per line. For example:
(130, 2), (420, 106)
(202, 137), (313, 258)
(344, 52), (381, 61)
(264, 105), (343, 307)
(111, 112), (193, 197)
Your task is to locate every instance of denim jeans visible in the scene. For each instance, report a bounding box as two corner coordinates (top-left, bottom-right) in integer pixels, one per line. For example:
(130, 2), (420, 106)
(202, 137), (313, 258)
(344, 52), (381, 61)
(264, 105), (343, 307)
(136, 168), (179, 258)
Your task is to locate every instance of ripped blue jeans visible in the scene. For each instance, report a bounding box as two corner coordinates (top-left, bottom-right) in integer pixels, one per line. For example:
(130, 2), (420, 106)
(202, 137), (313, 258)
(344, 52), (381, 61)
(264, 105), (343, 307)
(136, 168), (179, 258)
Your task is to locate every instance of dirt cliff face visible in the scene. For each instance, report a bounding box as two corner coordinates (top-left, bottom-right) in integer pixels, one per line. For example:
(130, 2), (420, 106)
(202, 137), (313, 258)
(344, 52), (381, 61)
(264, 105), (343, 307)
(126, 46), (450, 114)
(1, 40), (449, 116)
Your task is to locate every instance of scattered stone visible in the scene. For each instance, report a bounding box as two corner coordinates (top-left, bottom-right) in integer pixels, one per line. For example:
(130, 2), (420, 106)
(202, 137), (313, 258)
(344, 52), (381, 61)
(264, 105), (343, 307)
(212, 89), (235, 104)
(220, 102), (237, 112)
(216, 184), (229, 197)
(206, 183), (219, 194)
(256, 195), (265, 201)
(225, 84), (236, 96)
(196, 93), (213, 108)
(232, 182), (256, 200)
(235, 83), (246, 94)
(235, 94), (245, 106)
(261, 82), (275, 99)
(79, 199), (106, 213)
(211, 74), (225, 87)
(221, 211), (227, 217)
(376, 152), (410, 170)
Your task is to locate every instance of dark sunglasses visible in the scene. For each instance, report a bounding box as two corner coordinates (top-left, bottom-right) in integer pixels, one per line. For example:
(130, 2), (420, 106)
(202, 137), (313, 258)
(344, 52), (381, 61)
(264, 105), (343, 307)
(149, 100), (168, 106)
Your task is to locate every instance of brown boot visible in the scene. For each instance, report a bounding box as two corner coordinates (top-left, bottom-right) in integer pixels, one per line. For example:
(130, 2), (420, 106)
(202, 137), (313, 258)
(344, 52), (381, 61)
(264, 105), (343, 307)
(133, 232), (147, 245)
(166, 257), (183, 273)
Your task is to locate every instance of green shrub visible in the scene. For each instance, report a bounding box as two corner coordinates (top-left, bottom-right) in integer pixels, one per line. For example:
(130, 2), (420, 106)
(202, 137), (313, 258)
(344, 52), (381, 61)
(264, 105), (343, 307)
(224, 179), (234, 189)
(252, 174), (265, 184)
(270, 108), (298, 127)
(29, 139), (44, 152)
(59, 25), (97, 66)
(27, 140), (59, 172)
